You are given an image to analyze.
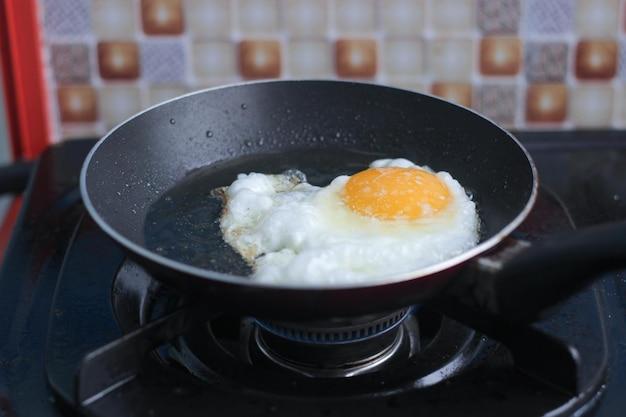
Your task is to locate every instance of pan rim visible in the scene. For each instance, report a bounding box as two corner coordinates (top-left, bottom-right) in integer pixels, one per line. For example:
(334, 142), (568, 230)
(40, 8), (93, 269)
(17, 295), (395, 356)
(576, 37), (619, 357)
(80, 79), (538, 290)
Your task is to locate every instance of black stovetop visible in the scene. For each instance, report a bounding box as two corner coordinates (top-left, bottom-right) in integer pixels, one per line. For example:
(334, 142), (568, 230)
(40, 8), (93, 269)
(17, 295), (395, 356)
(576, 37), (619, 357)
(1, 131), (626, 417)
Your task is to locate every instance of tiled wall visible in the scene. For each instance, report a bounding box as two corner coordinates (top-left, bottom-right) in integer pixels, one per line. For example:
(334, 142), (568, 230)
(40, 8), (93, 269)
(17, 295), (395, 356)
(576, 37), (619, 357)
(40, 0), (626, 141)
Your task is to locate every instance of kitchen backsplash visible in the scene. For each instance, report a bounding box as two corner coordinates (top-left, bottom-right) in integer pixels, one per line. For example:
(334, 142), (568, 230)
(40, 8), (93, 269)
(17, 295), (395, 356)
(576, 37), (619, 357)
(39, 0), (626, 141)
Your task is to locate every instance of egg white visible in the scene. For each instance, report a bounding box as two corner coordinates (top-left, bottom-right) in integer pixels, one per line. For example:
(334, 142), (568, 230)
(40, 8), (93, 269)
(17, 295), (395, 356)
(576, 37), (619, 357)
(219, 159), (479, 286)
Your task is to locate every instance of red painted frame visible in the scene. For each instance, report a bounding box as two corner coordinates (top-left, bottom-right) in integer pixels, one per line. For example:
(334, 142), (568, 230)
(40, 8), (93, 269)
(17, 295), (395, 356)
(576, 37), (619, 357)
(0, 0), (53, 254)
(0, 0), (52, 159)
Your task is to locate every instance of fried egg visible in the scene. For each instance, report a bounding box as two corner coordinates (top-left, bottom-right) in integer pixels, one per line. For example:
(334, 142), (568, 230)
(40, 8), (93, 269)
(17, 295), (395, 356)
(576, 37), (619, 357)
(218, 159), (479, 286)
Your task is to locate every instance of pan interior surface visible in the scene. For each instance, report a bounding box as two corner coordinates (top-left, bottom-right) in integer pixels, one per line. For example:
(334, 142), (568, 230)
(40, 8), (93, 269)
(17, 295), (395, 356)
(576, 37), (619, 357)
(144, 147), (394, 275)
(82, 81), (536, 286)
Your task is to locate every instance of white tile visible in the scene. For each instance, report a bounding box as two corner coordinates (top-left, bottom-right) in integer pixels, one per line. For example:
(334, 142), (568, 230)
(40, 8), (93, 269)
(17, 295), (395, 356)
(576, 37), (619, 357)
(288, 40), (332, 76)
(193, 79), (237, 90)
(238, 0), (279, 33)
(148, 86), (187, 105)
(386, 80), (428, 93)
(61, 124), (103, 140)
(283, 0), (328, 37)
(334, 0), (376, 33)
(576, 0), (619, 37)
(383, 39), (424, 76)
(429, 39), (474, 81)
(192, 41), (237, 79)
(431, 0), (475, 33)
(99, 86), (142, 129)
(381, 0), (425, 36)
(185, 0), (232, 38)
(570, 84), (613, 127)
(92, 0), (136, 38)
(617, 85), (626, 122)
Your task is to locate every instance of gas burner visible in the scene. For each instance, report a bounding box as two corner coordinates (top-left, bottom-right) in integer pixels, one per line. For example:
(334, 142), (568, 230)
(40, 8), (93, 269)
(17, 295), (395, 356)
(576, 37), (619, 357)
(112, 259), (484, 396)
(254, 309), (411, 377)
(254, 323), (405, 377)
(169, 309), (483, 398)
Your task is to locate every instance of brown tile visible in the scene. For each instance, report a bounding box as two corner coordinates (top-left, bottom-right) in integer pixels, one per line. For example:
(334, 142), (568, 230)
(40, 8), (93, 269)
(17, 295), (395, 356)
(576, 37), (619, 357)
(141, 0), (184, 35)
(525, 84), (567, 123)
(431, 83), (472, 107)
(238, 40), (281, 79)
(335, 39), (377, 78)
(57, 85), (98, 122)
(97, 41), (140, 80)
(480, 37), (522, 75)
(575, 39), (617, 79)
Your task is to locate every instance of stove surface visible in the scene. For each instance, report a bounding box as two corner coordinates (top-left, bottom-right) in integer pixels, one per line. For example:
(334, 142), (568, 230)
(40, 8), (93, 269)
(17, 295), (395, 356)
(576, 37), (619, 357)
(1, 132), (626, 417)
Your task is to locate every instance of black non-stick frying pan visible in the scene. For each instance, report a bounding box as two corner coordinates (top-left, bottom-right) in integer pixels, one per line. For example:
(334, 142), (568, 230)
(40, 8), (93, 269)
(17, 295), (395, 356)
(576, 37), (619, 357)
(80, 80), (626, 322)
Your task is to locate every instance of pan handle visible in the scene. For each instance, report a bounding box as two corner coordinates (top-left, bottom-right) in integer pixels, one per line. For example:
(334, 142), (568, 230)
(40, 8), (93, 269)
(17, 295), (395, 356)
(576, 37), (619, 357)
(435, 221), (626, 324)
(0, 161), (34, 195)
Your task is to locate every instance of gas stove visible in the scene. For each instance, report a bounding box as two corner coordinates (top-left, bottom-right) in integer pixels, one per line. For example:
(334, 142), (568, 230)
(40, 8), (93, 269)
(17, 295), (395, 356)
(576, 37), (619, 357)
(1, 132), (626, 417)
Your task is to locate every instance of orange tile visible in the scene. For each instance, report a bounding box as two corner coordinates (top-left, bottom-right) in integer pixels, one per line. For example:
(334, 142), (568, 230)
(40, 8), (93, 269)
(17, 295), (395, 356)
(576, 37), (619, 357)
(141, 0), (184, 35)
(575, 40), (617, 79)
(57, 85), (98, 122)
(238, 40), (281, 79)
(97, 41), (140, 79)
(480, 37), (521, 76)
(525, 84), (567, 123)
(335, 39), (377, 78)
(431, 83), (472, 107)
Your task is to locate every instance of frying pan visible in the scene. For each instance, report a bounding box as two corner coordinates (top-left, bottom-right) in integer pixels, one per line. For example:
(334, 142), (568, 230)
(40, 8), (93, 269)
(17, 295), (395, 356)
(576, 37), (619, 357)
(80, 80), (625, 322)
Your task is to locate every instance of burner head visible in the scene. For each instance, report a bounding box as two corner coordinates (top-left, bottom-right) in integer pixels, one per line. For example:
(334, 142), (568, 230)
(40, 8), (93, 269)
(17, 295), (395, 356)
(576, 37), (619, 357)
(255, 309), (411, 377)
(256, 309), (410, 344)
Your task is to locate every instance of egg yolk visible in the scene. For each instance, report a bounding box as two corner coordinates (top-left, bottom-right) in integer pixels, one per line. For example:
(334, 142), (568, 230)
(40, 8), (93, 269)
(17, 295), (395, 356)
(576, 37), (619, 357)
(343, 167), (451, 220)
